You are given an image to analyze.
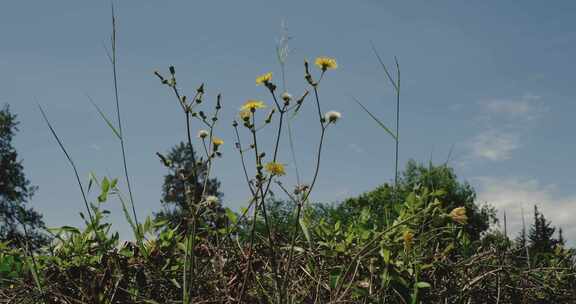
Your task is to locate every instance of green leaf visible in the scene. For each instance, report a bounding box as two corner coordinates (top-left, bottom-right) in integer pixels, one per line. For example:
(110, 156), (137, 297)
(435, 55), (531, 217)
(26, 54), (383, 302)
(329, 273), (341, 290)
(110, 178), (118, 189)
(351, 96), (397, 141)
(416, 281), (431, 289)
(225, 208), (238, 224)
(300, 217), (312, 245)
(380, 248), (391, 264)
(170, 278), (181, 289)
(101, 177), (110, 193)
(98, 177), (110, 203)
(87, 172), (97, 194)
(87, 95), (122, 140)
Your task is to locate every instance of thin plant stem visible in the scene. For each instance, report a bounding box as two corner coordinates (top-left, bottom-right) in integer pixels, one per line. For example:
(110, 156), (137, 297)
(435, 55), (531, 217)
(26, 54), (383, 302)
(109, 6), (141, 242)
(370, 43), (401, 204)
(233, 125), (256, 195)
(393, 57), (400, 206)
(251, 111), (282, 300)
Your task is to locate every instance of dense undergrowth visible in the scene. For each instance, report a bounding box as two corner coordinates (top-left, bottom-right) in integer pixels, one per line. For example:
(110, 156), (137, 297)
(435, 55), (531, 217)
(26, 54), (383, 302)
(1, 13), (576, 304)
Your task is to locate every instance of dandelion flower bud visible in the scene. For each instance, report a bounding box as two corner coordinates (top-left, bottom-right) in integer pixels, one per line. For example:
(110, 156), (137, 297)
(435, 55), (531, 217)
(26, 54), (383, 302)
(324, 111), (341, 123)
(197, 129), (209, 139)
(448, 207), (468, 225)
(265, 108), (276, 124)
(154, 70), (165, 82)
(169, 66), (176, 75)
(265, 82), (276, 92)
(282, 92), (292, 105)
(216, 94), (222, 110)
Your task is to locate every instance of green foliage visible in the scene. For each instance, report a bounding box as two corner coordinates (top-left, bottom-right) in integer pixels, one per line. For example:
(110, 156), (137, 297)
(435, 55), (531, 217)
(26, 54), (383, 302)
(0, 105), (49, 250)
(529, 206), (560, 258)
(328, 160), (497, 241)
(0, 241), (24, 286)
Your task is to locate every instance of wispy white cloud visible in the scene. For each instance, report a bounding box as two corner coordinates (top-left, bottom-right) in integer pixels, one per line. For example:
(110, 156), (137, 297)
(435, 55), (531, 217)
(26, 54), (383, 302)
(469, 130), (519, 161)
(475, 176), (576, 246)
(465, 94), (545, 162)
(481, 93), (543, 121)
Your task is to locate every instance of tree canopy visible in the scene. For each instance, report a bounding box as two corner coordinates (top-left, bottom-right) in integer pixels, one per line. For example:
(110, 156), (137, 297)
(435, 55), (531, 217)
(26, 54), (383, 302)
(0, 105), (48, 249)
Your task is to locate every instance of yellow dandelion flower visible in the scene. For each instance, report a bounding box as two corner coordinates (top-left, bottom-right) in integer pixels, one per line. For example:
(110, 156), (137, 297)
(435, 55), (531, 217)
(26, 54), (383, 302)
(212, 137), (224, 147)
(315, 56), (338, 70)
(256, 72), (272, 85)
(265, 162), (286, 176)
(448, 207), (468, 225)
(240, 99), (266, 112)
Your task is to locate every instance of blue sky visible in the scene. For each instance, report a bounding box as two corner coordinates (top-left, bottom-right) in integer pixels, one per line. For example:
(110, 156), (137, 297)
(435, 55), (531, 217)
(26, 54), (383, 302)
(1, 1), (575, 244)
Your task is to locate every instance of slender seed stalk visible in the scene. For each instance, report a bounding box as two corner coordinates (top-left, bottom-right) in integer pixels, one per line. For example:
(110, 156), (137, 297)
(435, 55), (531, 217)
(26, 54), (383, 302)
(109, 7), (141, 242)
(393, 58), (400, 206)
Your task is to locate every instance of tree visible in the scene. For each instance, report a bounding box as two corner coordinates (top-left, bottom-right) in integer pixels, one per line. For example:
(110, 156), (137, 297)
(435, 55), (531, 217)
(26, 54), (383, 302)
(0, 105), (48, 249)
(528, 205), (558, 255)
(332, 160), (496, 241)
(154, 142), (223, 233)
(558, 227), (565, 246)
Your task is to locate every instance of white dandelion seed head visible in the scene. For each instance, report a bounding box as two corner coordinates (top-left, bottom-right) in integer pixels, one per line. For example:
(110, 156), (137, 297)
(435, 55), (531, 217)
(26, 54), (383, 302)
(325, 110), (341, 123)
(204, 195), (219, 206)
(281, 92), (292, 103)
(197, 129), (209, 139)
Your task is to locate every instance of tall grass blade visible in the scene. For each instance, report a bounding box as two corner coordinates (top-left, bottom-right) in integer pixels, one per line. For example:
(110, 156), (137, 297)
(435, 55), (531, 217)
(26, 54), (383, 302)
(86, 94), (121, 140)
(351, 96), (397, 140)
(37, 104), (96, 230)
